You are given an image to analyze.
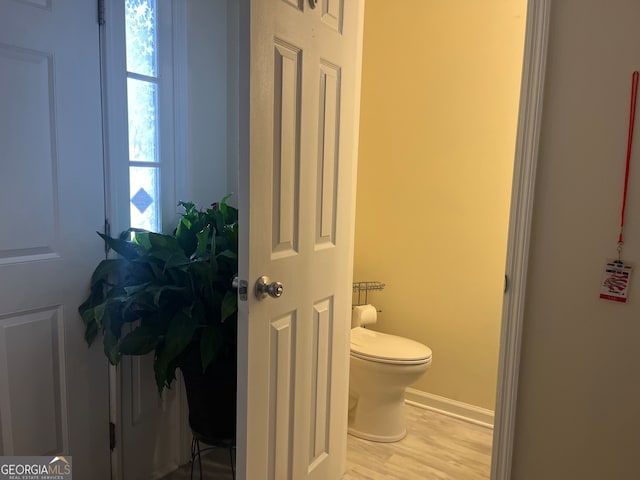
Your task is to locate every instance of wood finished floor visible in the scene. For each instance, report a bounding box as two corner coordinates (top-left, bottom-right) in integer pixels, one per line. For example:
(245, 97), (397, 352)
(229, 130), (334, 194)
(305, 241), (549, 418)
(160, 404), (493, 480)
(343, 405), (493, 480)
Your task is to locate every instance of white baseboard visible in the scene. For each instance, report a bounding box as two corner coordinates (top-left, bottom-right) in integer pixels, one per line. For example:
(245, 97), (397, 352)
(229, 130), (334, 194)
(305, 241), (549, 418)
(405, 388), (494, 429)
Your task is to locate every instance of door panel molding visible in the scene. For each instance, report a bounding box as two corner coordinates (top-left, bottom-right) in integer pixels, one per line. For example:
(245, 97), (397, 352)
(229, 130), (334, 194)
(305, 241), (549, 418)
(272, 40), (302, 259)
(13, 0), (51, 11)
(0, 306), (68, 456)
(316, 62), (340, 249)
(321, 0), (343, 33)
(309, 297), (333, 470)
(0, 43), (59, 263)
(269, 312), (297, 480)
(281, 0), (303, 12)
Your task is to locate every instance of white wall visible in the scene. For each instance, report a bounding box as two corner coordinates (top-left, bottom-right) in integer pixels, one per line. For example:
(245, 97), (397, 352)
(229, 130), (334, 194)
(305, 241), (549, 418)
(186, 0), (229, 208)
(512, 1), (640, 478)
(225, 0), (240, 206)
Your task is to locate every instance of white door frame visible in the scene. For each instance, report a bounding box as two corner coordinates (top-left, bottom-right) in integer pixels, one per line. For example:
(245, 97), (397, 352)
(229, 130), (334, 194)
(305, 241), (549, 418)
(491, 1), (550, 479)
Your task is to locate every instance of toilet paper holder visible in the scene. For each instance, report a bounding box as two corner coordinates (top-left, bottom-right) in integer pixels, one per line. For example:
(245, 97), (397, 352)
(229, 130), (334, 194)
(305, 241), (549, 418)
(352, 281), (385, 306)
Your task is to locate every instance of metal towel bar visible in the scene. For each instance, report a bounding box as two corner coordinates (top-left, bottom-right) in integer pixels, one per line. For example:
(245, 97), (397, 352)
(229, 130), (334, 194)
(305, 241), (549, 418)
(352, 281), (385, 306)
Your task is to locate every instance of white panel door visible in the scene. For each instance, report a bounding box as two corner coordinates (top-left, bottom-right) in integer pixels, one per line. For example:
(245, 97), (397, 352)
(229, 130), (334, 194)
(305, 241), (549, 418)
(237, 1), (365, 479)
(0, 1), (110, 478)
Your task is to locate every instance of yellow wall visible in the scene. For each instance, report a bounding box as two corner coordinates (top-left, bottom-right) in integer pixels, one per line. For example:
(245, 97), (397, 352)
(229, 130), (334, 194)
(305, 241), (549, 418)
(353, 0), (526, 410)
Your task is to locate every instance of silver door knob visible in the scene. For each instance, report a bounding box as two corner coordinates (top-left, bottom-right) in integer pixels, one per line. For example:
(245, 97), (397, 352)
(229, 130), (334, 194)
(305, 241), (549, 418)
(255, 276), (284, 300)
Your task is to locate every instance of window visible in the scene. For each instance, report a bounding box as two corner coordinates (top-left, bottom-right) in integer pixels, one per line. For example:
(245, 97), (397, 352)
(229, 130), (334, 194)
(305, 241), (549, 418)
(125, 0), (161, 232)
(102, 0), (186, 235)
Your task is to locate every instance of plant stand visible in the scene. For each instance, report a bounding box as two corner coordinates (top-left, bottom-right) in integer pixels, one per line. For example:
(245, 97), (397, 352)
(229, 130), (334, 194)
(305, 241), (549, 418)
(189, 430), (236, 480)
(181, 344), (237, 479)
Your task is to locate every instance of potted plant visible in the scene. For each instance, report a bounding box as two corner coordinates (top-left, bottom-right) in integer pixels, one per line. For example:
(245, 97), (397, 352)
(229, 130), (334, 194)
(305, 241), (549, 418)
(78, 196), (238, 441)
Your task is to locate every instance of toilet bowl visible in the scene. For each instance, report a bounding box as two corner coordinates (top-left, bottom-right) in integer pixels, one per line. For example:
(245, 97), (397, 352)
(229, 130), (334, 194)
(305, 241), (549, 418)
(348, 326), (432, 442)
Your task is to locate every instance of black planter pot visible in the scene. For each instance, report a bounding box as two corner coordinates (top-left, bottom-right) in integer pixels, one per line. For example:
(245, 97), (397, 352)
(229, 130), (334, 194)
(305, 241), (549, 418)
(180, 346), (237, 444)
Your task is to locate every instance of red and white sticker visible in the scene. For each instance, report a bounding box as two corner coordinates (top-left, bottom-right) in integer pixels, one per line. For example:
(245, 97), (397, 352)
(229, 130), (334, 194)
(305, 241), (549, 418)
(599, 260), (632, 303)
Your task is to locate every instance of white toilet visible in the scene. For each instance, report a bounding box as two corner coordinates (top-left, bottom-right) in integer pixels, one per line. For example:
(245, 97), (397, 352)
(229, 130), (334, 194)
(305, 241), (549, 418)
(348, 324), (432, 442)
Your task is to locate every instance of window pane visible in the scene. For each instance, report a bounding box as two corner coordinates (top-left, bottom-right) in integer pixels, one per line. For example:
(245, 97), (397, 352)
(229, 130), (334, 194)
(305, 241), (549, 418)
(127, 78), (158, 163)
(125, 0), (157, 77)
(130, 166), (160, 232)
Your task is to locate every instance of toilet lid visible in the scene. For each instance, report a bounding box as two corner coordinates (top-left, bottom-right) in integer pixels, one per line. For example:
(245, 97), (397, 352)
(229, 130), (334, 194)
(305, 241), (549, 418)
(350, 327), (432, 365)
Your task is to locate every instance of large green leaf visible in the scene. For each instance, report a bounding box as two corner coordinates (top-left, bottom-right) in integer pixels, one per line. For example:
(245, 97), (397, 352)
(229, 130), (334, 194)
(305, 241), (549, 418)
(121, 227), (149, 240)
(165, 307), (198, 353)
(148, 232), (181, 251)
(209, 232), (218, 270)
(146, 261), (164, 279)
(145, 233), (191, 268)
(84, 320), (98, 346)
(118, 325), (161, 356)
(199, 324), (224, 371)
(79, 290), (109, 346)
(93, 302), (106, 328)
(121, 284), (157, 312)
(175, 208), (203, 257)
(195, 225), (211, 258)
(165, 267), (191, 290)
(90, 258), (128, 287)
(123, 282), (151, 296)
(98, 232), (141, 260)
(103, 325), (121, 364)
(153, 308), (198, 391)
(150, 284), (187, 307)
(189, 262), (213, 293)
(221, 290), (237, 323)
(130, 230), (152, 249)
(217, 249), (237, 261)
(218, 194), (238, 225)
(162, 252), (192, 269)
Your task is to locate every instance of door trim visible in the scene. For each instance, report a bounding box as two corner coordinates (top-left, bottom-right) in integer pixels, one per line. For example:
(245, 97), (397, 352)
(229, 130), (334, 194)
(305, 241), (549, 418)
(491, 1), (550, 479)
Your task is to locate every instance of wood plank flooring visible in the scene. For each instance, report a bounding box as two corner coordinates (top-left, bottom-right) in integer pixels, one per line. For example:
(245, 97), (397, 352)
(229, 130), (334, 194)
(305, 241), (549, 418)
(160, 404), (493, 480)
(343, 405), (493, 480)
(159, 445), (234, 480)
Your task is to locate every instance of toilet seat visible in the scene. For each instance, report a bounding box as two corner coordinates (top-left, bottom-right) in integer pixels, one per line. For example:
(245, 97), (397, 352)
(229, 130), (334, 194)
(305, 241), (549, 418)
(350, 327), (432, 365)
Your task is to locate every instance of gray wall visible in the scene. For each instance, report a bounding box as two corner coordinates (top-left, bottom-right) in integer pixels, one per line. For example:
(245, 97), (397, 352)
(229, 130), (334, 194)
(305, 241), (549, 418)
(512, 1), (640, 478)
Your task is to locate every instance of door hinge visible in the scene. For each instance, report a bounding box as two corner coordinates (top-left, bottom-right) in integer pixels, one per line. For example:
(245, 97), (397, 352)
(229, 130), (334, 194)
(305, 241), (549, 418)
(109, 421), (116, 451)
(98, 0), (105, 25)
(104, 219), (111, 255)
